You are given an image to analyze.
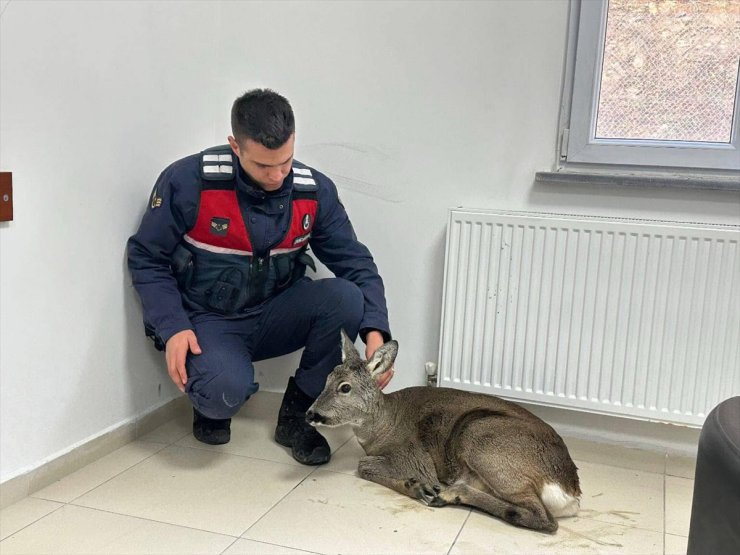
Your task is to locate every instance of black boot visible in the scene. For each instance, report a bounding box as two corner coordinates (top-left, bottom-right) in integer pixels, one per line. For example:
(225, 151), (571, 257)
(274, 377), (331, 465)
(193, 408), (231, 445)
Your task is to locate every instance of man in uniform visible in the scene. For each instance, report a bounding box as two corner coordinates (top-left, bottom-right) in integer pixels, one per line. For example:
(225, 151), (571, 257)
(127, 89), (392, 465)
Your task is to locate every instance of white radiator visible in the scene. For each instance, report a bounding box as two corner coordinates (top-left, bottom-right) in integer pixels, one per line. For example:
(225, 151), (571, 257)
(438, 209), (740, 427)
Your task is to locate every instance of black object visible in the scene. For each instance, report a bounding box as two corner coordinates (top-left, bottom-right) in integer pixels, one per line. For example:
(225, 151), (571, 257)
(193, 408), (231, 445)
(687, 396), (740, 554)
(274, 377), (331, 465)
(143, 323), (164, 352)
(206, 268), (245, 314)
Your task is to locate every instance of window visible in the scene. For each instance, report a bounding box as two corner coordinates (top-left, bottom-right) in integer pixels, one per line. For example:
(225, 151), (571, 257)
(561, 0), (740, 172)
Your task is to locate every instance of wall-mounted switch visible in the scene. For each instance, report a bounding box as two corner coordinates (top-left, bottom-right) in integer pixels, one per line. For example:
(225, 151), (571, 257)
(0, 172), (12, 222)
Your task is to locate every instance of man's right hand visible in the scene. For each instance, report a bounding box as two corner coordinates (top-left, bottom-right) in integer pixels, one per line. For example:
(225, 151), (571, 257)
(165, 329), (202, 392)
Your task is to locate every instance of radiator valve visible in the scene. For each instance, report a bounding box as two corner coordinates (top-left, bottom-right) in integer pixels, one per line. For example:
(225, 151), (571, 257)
(425, 362), (438, 387)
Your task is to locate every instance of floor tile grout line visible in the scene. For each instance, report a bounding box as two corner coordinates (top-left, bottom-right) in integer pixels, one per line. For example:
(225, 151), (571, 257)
(29, 441), (170, 506)
(446, 508), (472, 555)
(17, 404), (687, 551)
(6, 463), (686, 554)
(23, 432), (184, 504)
(221, 537), (325, 555)
(28, 435), (315, 538)
(167, 419), (356, 465)
(573, 458), (669, 478)
(237, 464), (322, 539)
(0, 501), (66, 543)
(167, 440), (320, 469)
(663, 471), (667, 555)
(138, 436), (189, 448)
(15, 439), (169, 507)
(18, 411), (343, 541)
(219, 536), (241, 555)
(333, 433), (355, 450)
(23, 430), (355, 509)
(63, 501), (242, 538)
(159, 408), (696, 525)
(573, 459), (665, 477)
(137, 412), (191, 443)
(141, 430), (192, 447)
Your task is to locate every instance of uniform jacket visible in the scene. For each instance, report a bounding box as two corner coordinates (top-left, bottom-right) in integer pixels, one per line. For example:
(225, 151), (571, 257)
(127, 146), (391, 346)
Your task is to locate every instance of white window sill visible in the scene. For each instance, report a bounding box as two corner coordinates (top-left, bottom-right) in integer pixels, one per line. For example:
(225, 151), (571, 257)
(535, 170), (740, 191)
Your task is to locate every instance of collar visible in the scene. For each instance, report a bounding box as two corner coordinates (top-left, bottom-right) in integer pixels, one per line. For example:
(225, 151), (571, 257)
(235, 164), (292, 200)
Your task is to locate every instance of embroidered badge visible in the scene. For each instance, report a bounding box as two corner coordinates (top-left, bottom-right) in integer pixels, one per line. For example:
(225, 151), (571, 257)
(292, 232), (311, 246)
(150, 188), (162, 209)
(210, 217), (230, 236)
(302, 214), (311, 230)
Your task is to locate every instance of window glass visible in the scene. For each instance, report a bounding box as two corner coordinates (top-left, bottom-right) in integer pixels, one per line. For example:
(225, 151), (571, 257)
(595, 0), (740, 143)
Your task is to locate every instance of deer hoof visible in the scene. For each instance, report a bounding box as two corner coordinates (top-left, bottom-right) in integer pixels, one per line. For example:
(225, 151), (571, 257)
(410, 482), (444, 506)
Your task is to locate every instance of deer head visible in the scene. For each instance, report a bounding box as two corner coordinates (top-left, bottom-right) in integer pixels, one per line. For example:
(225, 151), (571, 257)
(306, 329), (397, 427)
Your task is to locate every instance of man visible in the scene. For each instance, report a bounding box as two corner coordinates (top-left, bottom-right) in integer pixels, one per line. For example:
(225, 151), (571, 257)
(127, 89), (392, 465)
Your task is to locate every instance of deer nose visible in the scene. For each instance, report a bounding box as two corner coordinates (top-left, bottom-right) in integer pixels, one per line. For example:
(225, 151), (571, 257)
(305, 410), (325, 424)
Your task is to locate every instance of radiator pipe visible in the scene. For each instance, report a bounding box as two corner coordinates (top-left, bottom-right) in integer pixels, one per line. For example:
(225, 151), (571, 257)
(425, 362), (438, 387)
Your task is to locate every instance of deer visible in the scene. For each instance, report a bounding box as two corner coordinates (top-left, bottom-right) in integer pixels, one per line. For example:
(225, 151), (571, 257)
(306, 331), (581, 533)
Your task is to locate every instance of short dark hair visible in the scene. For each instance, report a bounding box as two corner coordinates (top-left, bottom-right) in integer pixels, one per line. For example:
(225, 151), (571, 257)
(231, 89), (295, 149)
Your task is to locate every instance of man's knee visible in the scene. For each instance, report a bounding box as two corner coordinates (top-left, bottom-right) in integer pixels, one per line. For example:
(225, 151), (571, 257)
(188, 371), (258, 420)
(325, 278), (364, 326)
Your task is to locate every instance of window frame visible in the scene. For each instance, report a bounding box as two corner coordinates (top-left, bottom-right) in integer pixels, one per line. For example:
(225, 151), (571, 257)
(559, 0), (740, 173)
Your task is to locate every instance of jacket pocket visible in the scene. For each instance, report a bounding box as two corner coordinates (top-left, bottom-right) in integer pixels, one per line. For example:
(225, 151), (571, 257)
(205, 268), (245, 314)
(171, 244), (194, 289)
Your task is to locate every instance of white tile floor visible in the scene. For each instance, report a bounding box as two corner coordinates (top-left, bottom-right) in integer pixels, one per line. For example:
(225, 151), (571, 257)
(1, 392), (695, 554)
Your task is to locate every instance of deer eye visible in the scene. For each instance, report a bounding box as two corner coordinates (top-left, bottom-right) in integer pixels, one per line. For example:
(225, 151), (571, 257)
(339, 383), (352, 394)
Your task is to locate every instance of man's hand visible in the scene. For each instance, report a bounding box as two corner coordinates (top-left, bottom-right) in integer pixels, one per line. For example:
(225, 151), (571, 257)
(165, 329), (201, 392)
(365, 330), (394, 390)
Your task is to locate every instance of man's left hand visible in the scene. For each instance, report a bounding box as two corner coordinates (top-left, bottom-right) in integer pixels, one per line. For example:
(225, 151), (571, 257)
(365, 330), (394, 390)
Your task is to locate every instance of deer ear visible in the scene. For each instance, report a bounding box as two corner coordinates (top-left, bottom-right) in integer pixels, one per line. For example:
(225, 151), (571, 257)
(366, 340), (398, 378)
(340, 329), (361, 363)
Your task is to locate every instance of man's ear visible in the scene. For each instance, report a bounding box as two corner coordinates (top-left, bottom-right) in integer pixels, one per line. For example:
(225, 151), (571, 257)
(227, 135), (240, 157)
(340, 329), (361, 363)
(366, 340), (398, 378)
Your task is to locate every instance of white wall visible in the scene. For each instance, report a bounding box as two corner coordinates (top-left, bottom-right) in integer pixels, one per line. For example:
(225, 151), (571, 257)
(0, 0), (222, 482)
(1, 0), (737, 481)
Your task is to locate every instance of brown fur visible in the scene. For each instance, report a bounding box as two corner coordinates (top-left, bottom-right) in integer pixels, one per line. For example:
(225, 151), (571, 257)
(307, 332), (581, 533)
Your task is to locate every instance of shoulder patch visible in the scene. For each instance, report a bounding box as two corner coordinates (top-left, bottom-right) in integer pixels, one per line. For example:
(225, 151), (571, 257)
(201, 145), (235, 181)
(292, 166), (318, 192)
(149, 185), (163, 209)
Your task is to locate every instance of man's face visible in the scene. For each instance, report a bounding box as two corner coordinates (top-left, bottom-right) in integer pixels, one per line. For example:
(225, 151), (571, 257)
(228, 134), (295, 192)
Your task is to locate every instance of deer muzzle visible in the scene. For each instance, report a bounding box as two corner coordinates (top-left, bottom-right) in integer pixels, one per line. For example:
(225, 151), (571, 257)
(305, 409), (327, 425)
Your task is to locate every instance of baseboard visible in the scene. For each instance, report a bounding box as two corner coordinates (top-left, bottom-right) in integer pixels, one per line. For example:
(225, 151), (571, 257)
(0, 395), (190, 509)
(521, 400), (702, 457)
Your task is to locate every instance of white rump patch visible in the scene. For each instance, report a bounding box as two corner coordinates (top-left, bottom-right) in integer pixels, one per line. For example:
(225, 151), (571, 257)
(541, 483), (580, 518)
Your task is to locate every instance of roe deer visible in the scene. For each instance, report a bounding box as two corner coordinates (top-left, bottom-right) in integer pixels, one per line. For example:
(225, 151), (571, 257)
(306, 331), (581, 533)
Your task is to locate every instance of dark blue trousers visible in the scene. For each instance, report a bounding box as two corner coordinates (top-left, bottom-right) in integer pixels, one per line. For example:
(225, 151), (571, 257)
(184, 277), (364, 419)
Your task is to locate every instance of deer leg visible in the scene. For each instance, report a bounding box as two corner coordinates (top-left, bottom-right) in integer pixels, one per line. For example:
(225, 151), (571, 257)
(503, 490), (558, 533)
(457, 435), (559, 533)
(358, 454), (443, 505)
(436, 482), (558, 533)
